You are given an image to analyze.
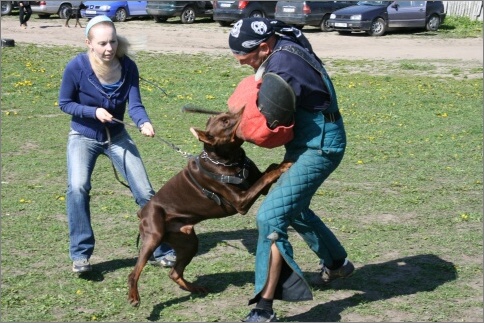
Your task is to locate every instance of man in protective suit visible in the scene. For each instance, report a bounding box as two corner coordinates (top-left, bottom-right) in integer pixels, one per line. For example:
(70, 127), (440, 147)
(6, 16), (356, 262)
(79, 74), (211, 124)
(228, 17), (355, 322)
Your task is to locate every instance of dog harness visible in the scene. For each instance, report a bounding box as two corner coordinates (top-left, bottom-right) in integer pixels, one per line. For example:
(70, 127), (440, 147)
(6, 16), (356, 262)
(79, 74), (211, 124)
(187, 154), (255, 207)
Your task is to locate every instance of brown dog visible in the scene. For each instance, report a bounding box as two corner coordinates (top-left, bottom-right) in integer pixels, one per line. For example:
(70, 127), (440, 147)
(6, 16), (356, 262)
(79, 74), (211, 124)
(127, 108), (291, 307)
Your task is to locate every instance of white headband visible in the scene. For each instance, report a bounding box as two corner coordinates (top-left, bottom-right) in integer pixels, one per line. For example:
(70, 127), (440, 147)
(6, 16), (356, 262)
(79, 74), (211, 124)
(85, 15), (113, 37)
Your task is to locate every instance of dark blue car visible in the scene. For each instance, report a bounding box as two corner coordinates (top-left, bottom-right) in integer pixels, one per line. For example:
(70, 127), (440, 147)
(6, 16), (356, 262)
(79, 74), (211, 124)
(82, 1), (149, 22)
(328, 1), (446, 36)
(275, 1), (357, 32)
(213, 1), (278, 27)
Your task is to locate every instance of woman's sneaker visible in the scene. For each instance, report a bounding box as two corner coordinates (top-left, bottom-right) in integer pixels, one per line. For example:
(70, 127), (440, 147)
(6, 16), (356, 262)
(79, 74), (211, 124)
(320, 259), (354, 284)
(72, 259), (92, 273)
(243, 308), (277, 322)
(148, 253), (176, 268)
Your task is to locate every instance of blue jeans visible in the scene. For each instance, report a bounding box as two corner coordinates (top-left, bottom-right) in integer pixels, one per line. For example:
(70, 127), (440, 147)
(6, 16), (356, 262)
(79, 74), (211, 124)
(66, 128), (173, 261)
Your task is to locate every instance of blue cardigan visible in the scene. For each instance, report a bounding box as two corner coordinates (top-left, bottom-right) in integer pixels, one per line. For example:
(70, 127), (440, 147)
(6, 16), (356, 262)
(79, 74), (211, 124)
(59, 53), (151, 142)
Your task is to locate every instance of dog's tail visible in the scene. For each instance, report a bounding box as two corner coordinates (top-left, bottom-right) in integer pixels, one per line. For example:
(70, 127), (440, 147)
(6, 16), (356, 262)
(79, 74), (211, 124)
(136, 233), (141, 251)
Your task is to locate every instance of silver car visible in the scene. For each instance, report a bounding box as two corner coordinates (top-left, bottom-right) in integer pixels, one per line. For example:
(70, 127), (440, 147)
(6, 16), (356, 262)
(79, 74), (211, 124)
(30, 0), (83, 19)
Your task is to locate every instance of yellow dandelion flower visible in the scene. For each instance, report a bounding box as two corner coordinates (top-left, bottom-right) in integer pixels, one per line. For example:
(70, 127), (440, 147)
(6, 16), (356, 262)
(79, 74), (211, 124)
(357, 160), (364, 164)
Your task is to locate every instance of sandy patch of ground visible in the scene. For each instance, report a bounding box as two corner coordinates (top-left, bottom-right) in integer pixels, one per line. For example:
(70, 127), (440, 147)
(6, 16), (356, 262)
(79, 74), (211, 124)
(1, 15), (482, 63)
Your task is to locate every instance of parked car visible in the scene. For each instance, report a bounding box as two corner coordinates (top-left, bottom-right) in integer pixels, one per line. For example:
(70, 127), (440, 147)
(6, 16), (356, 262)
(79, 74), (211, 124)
(213, 1), (277, 27)
(275, 1), (356, 31)
(31, 0), (83, 18)
(328, 1), (446, 36)
(81, 1), (149, 22)
(1, 1), (19, 15)
(146, 1), (213, 23)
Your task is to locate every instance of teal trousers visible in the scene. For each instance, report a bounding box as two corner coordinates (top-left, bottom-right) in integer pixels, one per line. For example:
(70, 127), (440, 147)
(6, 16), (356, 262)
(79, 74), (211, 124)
(250, 108), (348, 304)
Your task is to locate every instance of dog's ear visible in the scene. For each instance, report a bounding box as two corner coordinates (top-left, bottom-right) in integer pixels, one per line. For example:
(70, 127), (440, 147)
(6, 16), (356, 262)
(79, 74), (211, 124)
(190, 127), (214, 145)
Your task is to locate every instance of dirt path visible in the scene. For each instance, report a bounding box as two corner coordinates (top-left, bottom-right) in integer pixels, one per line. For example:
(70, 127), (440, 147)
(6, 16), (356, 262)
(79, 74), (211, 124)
(1, 15), (483, 63)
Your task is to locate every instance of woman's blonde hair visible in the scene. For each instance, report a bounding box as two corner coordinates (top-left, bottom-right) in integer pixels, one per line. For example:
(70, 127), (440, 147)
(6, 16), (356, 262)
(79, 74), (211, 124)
(116, 34), (130, 58)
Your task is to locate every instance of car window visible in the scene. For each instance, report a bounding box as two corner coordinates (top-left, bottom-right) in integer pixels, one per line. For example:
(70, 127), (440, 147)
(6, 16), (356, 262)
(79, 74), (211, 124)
(357, 1), (389, 6)
(396, 1), (412, 8)
(393, 1), (426, 7)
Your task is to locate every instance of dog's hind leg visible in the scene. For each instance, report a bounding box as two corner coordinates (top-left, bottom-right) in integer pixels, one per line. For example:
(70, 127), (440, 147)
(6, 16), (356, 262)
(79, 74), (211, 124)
(75, 11), (81, 27)
(127, 209), (165, 307)
(165, 228), (208, 293)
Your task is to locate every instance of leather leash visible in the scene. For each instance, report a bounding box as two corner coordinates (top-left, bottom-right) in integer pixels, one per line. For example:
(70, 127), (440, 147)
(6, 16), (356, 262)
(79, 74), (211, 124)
(107, 118), (195, 188)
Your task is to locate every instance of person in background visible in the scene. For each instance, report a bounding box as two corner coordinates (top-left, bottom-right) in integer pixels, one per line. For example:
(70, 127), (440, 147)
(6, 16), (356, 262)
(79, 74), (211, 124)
(19, 1), (32, 29)
(228, 17), (354, 322)
(58, 15), (175, 274)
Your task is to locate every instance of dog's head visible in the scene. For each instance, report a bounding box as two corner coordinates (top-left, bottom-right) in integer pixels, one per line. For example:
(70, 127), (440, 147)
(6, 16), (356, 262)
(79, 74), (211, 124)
(190, 107), (245, 150)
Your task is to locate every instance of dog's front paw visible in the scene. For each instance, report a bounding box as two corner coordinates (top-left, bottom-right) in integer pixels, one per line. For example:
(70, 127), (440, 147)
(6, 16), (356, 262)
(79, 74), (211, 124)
(278, 161), (293, 173)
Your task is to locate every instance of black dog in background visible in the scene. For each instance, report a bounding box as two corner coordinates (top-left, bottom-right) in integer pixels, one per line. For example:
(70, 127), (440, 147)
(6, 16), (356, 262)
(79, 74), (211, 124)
(65, 2), (87, 28)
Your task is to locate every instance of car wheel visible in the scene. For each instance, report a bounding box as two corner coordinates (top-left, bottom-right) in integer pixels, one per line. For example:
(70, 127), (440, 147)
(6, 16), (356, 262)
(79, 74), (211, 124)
(249, 10), (264, 18)
(426, 14), (440, 31)
(368, 18), (386, 36)
(218, 21), (232, 27)
(320, 14), (334, 32)
(58, 3), (72, 19)
(1, 2), (12, 15)
(180, 6), (196, 24)
(114, 8), (128, 22)
(154, 16), (168, 23)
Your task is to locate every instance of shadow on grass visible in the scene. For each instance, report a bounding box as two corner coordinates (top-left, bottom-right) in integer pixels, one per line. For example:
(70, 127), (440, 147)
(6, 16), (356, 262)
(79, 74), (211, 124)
(81, 228), (257, 283)
(78, 257), (138, 281)
(147, 270), (254, 321)
(152, 18), (215, 25)
(144, 254), (456, 321)
(286, 254), (457, 322)
(197, 228), (259, 255)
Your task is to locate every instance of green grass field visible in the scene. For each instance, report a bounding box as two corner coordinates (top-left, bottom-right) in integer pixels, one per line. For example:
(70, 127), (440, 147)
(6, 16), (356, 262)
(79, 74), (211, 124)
(1, 25), (482, 322)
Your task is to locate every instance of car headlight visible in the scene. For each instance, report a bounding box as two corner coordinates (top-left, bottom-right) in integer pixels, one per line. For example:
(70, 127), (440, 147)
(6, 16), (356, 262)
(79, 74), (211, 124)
(330, 13), (336, 19)
(99, 5), (111, 11)
(350, 14), (362, 20)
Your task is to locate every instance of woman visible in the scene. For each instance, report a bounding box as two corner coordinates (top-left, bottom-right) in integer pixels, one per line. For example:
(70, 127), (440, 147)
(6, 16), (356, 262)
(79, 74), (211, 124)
(59, 15), (174, 273)
(19, 1), (32, 29)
